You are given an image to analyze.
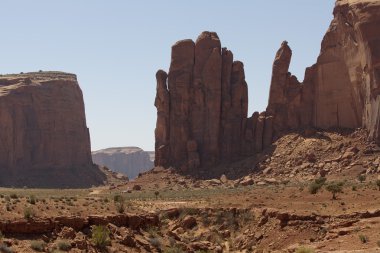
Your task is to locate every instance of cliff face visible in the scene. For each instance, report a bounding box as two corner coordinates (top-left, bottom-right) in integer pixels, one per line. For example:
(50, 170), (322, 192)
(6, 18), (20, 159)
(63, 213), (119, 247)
(155, 0), (380, 170)
(92, 147), (153, 179)
(0, 72), (105, 188)
(268, 0), (380, 142)
(155, 32), (273, 170)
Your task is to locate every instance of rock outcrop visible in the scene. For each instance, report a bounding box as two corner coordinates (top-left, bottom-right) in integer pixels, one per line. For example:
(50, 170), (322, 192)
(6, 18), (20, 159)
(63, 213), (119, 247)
(267, 0), (380, 142)
(155, 0), (380, 170)
(154, 32), (272, 170)
(92, 147), (153, 179)
(0, 72), (105, 188)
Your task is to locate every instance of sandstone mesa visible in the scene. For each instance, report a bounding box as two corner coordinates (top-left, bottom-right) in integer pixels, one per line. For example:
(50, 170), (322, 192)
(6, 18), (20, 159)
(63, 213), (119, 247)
(0, 72), (105, 188)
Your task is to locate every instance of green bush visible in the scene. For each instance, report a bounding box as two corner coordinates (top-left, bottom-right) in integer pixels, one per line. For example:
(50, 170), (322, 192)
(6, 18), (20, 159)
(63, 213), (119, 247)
(308, 177), (326, 194)
(376, 180), (380, 191)
(164, 246), (184, 253)
(91, 225), (110, 249)
(326, 181), (344, 200)
(295, 246), (314, 253)
(9, 194), (17, 199)
(56, 240), (71, 251)
(114, 195), (126, 214)
(24, 206), (35, 219)
(358, 174), (366, 183)
(359, 234), (368, 243)
(30, 240), (46, 252)
(28, 195), (37, 205)
(0, 244), (13, 253)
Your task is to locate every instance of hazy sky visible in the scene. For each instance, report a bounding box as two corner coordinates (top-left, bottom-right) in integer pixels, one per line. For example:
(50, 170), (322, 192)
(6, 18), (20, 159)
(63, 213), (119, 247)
(0, 1), (335, 151)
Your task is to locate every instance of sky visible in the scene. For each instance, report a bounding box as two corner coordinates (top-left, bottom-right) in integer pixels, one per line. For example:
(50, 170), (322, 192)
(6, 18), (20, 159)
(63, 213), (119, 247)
(0, 1), (335, 152)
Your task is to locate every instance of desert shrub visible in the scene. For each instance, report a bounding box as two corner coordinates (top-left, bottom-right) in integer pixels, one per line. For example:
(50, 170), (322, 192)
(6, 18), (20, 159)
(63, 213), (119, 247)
(114, 195), (126, 214)
(91, 225), (110, 249)
(352, 185), (357, 191)
(164, 246), (184, 253)
(309, 182), (321, 194)
(9, 194), (17, 199)
(359, 234), (368, 243)
(325, 181), (344, 200)
(56, 240), (71, 251)
(308, 177), (326, 194)
(146, 226), (159, 238)
(154, 191), (160, 199)
(200, 213), (211, 226)
(30, 240), (46, 252)
(28, 195), (36, 205)
(295, 247), (314, 253)
(358, 174), (366, 183)
(4, 196), (10, 202)
(113, 194), (123, 202)
(24, 206), (35, 219)
(376, 180), (380, 191)
(148, 237), (161, 248)
(315, 177), (327, 185)
(0, 244), (13, 253)
(179, 207), (198, 219)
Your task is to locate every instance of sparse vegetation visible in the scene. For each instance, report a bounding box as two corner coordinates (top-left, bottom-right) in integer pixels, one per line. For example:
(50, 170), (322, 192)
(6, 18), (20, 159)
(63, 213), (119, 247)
(23, 206), (35, 219)
(376, 180), (380, 191)
(359, 234), (368, 243)
(91, 225), (110, 249)
(56, 240), (71, 251)
(114, 195), (126, 213)
(358, 174), (366, 183)
(148, 237), (161, 248)
(326, 181), (344, 200)
(28, 195), (37, 205)
(308, 177), (326, 194)
(163, 246), (185, 253)
(0, 244), (13, 253)
(295, 246), (315, 253)
(30, 240), (46, 252)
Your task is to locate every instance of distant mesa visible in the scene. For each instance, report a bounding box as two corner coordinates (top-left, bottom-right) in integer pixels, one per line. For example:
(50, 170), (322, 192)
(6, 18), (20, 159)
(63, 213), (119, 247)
(92, 147), (154, 179)
(0, 71), (105, 188)
(154, 0), (380, 171)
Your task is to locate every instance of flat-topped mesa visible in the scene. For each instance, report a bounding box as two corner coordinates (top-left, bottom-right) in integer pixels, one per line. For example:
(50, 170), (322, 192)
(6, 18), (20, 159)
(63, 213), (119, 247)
(0, 71), (105, 188)
(154, 31), (274, 170)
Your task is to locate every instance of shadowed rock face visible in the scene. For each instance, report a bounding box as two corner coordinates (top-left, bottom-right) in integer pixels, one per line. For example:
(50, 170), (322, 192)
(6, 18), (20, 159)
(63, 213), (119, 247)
(0, 72), (105, 188)
(155, 0), (380, 171)
(92, 147), (153, 179)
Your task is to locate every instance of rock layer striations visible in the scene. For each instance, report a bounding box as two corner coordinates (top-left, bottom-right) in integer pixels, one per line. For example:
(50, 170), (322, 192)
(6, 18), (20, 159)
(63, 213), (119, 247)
(92, 147), (153, 179)
(0, 72), (105, 188)
(155, 0), (380, 170)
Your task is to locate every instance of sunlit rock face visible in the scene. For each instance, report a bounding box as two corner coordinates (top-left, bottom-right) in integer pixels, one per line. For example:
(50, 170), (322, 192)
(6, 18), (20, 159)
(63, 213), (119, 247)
(155, 0), (380, 170)
(0, 72), (105, 188)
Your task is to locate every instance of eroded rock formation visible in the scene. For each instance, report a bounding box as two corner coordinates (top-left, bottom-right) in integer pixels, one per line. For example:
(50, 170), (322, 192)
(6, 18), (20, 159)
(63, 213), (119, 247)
(0, 72), (105, 188)
(268, 0), (380, 142)
(154, 32), (273, 170)
(92, 147), (153, 179)
(155, 0), (380, 170)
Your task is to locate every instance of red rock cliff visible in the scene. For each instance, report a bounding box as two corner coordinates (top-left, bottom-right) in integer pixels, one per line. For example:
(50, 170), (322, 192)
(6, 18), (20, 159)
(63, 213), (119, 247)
(155, 0), (380, 170)
(0, 72), (105, 188)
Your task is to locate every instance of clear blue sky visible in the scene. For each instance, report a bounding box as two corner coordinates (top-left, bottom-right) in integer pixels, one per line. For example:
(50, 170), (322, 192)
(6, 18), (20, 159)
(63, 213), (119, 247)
(0, 1), (335, 151)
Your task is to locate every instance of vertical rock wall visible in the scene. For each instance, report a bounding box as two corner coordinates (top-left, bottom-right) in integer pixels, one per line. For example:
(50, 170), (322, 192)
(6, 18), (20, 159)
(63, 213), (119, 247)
(155, 0), (380, 170)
